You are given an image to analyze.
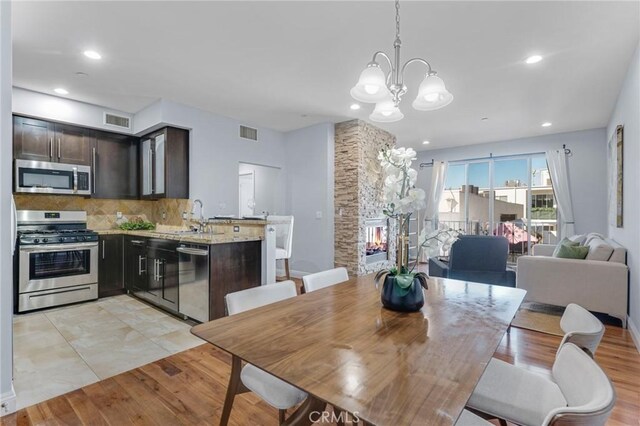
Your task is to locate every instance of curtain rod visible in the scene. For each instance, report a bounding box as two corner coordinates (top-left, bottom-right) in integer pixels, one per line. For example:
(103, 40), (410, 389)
(418, 145), (572, 168)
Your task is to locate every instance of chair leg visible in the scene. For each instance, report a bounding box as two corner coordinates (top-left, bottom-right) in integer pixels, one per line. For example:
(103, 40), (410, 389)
(279, 408), (286, 425)
(220, 355), (248, 426)
(499, 419), (508, 426)
(285, 258), (291, 280)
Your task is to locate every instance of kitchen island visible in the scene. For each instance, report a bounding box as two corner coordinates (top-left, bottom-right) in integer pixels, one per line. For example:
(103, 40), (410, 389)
(94, 219), (271, 322)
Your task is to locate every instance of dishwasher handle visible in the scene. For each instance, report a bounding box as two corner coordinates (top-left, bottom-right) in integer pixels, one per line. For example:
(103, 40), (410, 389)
(176, 246), (209, 256)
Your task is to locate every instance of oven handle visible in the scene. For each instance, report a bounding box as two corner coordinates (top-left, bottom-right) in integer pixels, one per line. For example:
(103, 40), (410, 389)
(19, 242), (99, 253)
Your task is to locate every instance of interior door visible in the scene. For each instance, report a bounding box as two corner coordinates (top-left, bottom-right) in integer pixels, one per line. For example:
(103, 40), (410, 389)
(239, 172), (255, 217)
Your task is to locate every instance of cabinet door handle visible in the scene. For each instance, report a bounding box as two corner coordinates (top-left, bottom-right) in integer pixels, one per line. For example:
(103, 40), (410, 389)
(138, 255), (146, 275)
(92, 147), (96, 194)
(157, 260), (164, 280)
(49, 138), (53, 158)
(102, 240), (105, 259)
(57, 138), (61, 159)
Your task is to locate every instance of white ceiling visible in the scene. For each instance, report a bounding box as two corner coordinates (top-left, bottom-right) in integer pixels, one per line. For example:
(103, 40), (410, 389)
(12, 1), (640, 151)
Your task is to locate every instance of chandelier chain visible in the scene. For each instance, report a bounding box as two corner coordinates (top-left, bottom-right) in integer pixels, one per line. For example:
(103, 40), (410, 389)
(395, 0), (401, 40)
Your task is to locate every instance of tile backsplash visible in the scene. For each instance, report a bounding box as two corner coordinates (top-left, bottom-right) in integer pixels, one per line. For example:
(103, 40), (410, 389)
(14, 195), (192, 230)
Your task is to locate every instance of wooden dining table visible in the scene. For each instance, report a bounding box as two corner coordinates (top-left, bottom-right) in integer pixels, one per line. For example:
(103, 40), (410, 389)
(191, 275), (526, 426)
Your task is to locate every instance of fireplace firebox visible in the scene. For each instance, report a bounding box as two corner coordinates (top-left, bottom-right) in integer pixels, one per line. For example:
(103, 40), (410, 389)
(364, 218), (388, 264)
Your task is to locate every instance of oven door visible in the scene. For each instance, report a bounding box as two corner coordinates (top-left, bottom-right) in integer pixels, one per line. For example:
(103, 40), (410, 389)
(19, 242), (99, 293)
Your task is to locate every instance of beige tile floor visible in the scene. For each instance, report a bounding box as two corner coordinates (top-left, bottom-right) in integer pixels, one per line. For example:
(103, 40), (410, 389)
(12, 295), (205, 410)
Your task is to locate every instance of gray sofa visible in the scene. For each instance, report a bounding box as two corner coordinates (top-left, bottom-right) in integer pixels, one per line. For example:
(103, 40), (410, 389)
(516, 233), (629, 327)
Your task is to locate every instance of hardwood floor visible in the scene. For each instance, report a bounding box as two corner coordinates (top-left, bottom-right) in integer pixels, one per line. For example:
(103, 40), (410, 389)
(2, 326), (639, 425)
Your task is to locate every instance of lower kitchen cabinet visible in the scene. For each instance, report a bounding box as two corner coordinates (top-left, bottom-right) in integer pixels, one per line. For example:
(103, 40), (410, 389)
(98, 235), (124, 298)
(209, 240), (262, 320)
(124, 236), (148, 293)
(146, 239), (179, 312)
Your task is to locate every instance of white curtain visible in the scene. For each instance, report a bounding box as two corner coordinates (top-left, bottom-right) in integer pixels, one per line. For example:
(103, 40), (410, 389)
(546, 150), (575, 237)
(420, 161), (448, 261)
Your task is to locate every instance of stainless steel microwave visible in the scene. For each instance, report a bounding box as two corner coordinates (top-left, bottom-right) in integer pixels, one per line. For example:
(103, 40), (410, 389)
(14, 159), (91, 195)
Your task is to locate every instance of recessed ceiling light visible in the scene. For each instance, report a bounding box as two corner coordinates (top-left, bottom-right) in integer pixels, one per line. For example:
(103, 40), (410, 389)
(541, 122), (552, 127)
(75, 71), (89, 77)
(83, 50), (102, 60)
(54, 88), (69, 95)
(481, 117), (489, 121)
(422, 140), (430, 145)
(350, 103), (361, 110)
(525, 55), (543, 64)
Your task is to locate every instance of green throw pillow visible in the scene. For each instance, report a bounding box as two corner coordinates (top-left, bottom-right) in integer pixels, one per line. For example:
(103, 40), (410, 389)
(553, 243), (589, 259)
(552, 237), (580, 257)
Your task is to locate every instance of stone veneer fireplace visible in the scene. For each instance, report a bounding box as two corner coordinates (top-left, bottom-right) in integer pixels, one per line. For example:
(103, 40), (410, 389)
(334, 119), (396, 276)
(364, 218), (389, 264)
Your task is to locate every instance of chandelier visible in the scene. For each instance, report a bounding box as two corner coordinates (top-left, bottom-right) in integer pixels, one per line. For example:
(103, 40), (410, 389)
(350, 0), (453, 123)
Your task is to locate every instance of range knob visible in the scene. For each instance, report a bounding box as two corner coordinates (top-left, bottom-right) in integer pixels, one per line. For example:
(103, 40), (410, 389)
(33, 238), (40, 244)
(59, 237), (65, 243)
(78, 236), (86, 241)
(42, 238), (48, 243)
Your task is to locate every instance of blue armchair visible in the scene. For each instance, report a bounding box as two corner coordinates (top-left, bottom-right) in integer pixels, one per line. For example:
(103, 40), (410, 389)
(428, 235), (516, 287)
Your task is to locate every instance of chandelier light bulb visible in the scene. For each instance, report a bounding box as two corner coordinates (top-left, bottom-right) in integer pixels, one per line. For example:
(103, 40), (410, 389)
(370, 100), (404, 123)
(350, 64), (389, 103)
(412, 74), (454, 111)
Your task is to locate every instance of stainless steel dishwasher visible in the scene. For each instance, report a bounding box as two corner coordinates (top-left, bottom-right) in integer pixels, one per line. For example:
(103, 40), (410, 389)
(177, 244), (209, 322)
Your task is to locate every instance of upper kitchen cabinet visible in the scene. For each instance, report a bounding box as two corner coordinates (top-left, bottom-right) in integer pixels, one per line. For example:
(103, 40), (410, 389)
(13, 116), (95, 166)
(140, 127), (189, 199)
(93, 132), (139, 199)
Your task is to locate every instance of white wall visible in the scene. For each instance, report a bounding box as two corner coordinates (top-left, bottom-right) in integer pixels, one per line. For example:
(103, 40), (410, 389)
(12, 87), (134, 134)
(284, 123), (335, 275)
(0, 1), (15, 415)
(607, 41), (640, 337)
(416, 128), (608, 235)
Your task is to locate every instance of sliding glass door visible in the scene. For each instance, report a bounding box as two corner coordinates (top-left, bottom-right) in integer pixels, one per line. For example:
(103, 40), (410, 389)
(437, 154), (557, 262)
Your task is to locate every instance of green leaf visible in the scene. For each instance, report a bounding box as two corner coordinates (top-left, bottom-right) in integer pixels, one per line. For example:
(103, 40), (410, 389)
(395, 273), (414, 289)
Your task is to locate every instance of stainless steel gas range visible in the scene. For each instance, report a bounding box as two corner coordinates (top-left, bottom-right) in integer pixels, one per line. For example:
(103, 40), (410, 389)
(15, 210), (99, 313)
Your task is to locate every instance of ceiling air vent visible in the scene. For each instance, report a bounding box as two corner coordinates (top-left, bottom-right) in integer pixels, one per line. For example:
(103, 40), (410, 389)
(103, 112), (131, 130)
(239, 125), (258, 141)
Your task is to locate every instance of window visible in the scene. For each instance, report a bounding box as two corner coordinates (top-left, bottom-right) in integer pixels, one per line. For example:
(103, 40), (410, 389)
(436, 154), (557, 262)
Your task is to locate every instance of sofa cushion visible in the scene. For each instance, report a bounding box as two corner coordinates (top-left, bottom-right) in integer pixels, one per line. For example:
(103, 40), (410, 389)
(568, 234), (587, 245)
(552, 238), (580, 257)
(554, 244), (589, 259)
(584, 233), (605, 246)
(585, 238), (614, 262)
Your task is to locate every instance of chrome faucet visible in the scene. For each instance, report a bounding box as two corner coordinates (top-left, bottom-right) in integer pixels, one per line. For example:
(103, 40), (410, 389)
(191, 199), (206, 233)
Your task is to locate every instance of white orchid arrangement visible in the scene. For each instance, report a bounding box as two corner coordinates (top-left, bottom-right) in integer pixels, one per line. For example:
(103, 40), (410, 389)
(379, 147), (426, 216)
(377, 147), (427, 277)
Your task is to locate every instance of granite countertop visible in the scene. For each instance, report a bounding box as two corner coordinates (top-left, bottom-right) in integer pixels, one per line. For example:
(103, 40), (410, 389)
(94, 229), (263, 245)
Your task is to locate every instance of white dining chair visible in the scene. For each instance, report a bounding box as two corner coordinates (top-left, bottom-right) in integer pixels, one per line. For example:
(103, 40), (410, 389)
(270, 215), (294, 280)
(466, 343), (616, 426)
(455, 409), (493, 425)
(559, 303), (605, 357)
(302, 267), (349, 294)
(222, 281), (307, 425)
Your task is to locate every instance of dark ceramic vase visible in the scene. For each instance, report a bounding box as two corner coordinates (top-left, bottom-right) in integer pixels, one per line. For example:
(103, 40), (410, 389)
(381, 274), (425, 312)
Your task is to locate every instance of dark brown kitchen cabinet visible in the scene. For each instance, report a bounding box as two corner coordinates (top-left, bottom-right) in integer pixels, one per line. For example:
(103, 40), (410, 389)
(54, 123), (95, 165)
(98, 235), (124, 298)
(13, 116), (95, 165)
(93, 132), (139, 199)
(209, 241), (261, 320)
(124, 236), (147, 294)
(140, 127), (189, 199)
(13, 116), (55, 162)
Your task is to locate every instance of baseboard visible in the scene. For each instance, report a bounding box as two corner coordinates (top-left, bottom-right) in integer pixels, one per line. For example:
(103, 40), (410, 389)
(0, 384), (16, 416)
(628, 316), (640, 354)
